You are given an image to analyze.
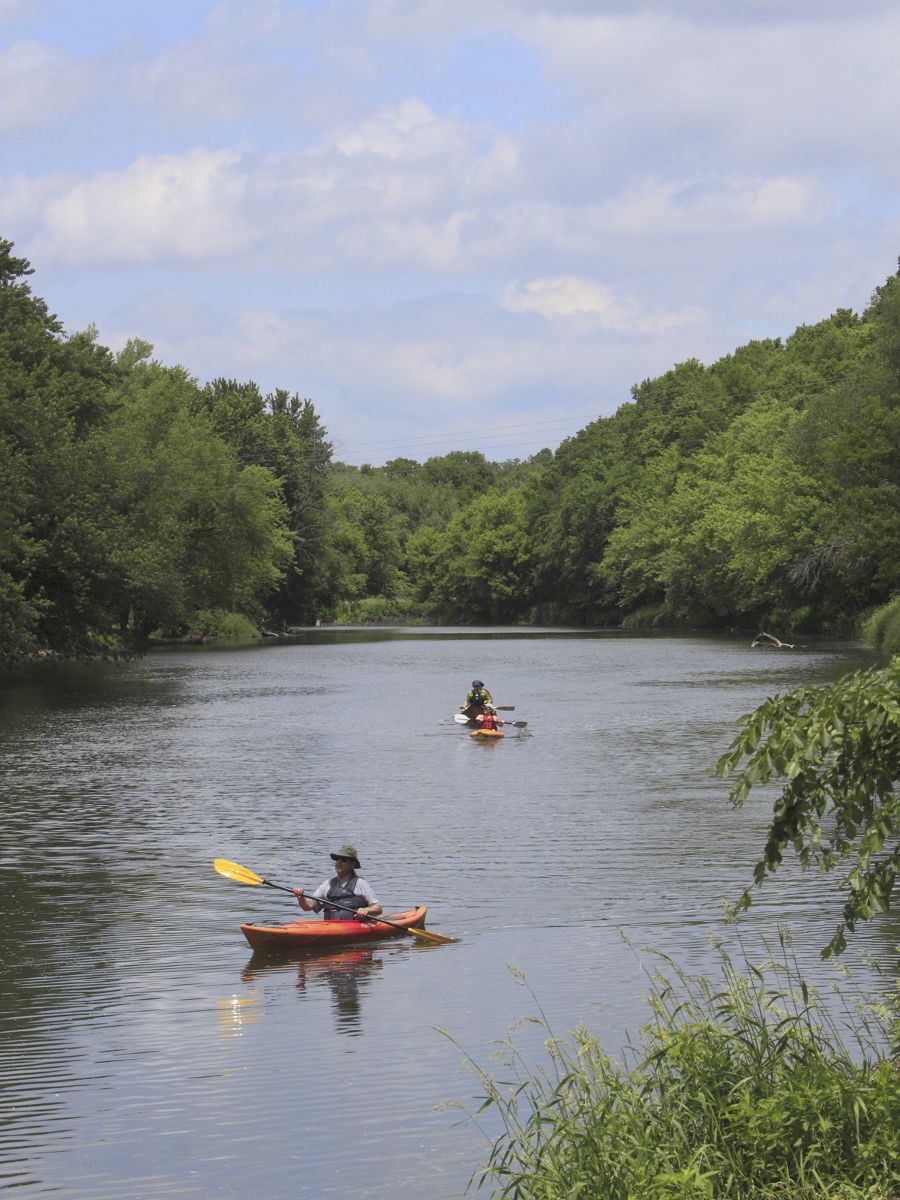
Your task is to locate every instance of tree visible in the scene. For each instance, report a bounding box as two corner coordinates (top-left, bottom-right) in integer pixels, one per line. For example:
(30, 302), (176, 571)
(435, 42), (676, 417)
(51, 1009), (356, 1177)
(420, 449), (495, 493)
(323, 488), (403, 602)
(408, 489), (532, 621)
(0, 240), (119, 661)
(86, 362), (292, 645)
(194, 381), (334, 625)
(716, 658), (900, 956)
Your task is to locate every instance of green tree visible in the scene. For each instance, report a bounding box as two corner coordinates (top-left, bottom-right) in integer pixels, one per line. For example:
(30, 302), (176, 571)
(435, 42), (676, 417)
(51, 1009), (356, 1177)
(717, 658), (900, 956)
(0, 240), (119, 661)
(195, 380), (333, 625)
(87, 362), (292, 645)
(602, 399), (826, 626)
(420, 449), (496, 493)
(409, 488), (532, 621)
(324, 488), (403, 602)
(785, 288), (900, 624)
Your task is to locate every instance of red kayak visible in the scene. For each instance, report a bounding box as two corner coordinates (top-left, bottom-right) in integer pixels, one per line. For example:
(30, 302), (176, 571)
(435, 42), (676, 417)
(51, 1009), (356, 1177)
(240, 907), (428, 951)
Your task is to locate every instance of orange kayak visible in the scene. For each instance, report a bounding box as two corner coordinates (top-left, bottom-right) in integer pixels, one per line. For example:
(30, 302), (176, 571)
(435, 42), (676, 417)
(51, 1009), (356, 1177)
(470, 727), (504, 739)
(240, 907), (428, 951)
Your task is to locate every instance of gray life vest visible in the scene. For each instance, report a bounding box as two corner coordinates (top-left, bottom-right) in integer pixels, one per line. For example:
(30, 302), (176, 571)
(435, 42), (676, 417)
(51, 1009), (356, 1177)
(324, 873), (367, 920)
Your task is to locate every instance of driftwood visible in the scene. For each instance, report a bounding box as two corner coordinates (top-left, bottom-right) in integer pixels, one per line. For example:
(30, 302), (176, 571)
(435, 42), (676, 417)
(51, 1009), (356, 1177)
(751, 631), (795, 649)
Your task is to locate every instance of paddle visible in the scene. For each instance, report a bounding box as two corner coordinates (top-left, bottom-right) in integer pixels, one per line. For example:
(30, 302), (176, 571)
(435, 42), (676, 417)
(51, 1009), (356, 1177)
(213, 858), (456, 945)
(453, 713), (527, 727)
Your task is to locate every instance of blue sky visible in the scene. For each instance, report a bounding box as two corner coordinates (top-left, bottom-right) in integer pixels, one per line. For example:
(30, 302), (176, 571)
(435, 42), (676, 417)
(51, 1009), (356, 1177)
(2, 0), (899, 464)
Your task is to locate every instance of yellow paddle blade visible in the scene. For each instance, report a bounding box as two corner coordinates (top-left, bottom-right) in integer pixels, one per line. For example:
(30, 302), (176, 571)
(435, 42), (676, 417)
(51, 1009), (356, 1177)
(407, 924), (457, 945)
(214, 858), (265, 886)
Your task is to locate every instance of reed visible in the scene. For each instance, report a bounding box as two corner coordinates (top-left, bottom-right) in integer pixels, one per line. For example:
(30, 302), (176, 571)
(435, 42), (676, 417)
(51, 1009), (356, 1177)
(445, 935), (899, 1199)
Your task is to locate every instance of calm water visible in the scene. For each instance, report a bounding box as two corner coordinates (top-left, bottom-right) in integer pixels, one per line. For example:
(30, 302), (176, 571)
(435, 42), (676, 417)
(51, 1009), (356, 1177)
(0, 630), (895, 1198)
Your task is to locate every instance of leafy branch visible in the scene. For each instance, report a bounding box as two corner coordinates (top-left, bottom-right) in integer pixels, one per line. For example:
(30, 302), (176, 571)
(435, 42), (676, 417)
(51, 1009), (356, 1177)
(717, 658), (900, 956)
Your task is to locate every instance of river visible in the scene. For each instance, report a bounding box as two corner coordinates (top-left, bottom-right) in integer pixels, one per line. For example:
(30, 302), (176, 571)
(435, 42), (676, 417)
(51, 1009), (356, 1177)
(0, 629), (894, 1198)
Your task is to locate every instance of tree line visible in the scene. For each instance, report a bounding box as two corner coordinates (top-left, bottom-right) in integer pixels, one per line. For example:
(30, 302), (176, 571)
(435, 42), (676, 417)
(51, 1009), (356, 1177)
(1, 236), (898, 663)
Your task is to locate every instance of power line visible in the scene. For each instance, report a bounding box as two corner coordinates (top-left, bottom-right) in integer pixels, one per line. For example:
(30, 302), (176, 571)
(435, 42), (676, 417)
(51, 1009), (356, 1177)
(340, 412), (597, 450)
(332, 410), (598, 461)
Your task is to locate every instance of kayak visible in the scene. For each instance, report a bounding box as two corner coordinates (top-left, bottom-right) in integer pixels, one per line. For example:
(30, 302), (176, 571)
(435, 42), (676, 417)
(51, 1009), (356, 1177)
(240, 907), (428, 951)
(471, 727), (504, 739)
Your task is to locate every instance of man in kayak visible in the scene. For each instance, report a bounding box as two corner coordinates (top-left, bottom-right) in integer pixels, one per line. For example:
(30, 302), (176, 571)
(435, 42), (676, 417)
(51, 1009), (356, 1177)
(460, 679), (494, 720)
(292, 844), (383, 921)
(475, 705), (504, 732)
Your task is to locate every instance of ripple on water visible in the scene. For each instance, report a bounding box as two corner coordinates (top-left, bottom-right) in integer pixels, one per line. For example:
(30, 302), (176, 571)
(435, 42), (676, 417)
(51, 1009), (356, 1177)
(0, 634), (890, 1199)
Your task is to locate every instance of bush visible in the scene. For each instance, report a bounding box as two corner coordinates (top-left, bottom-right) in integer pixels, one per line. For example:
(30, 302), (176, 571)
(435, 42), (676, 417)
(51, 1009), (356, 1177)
(861, 597), (900, 655)
(187, 608), (259, 642)
(447, 937), (900, 1200)
(332, 595), (423, 624)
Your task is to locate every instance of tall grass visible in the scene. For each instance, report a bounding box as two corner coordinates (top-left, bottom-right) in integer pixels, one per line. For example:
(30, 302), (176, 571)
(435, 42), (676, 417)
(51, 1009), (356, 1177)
(445, 935), (899, 1199)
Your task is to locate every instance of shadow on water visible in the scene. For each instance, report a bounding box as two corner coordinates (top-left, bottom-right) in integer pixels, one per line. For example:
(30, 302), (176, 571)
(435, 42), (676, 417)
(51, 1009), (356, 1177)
(238, 938), (453, 1035)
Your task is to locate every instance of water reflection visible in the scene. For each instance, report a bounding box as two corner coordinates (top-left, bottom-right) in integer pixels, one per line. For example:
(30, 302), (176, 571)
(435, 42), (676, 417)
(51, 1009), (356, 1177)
(216, 991), (263, 1038)
(242, 945), (386, 1035)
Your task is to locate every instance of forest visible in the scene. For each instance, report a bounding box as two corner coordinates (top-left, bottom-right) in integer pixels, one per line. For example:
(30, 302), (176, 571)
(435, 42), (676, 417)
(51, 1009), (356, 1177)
(1, 235), (899, 664)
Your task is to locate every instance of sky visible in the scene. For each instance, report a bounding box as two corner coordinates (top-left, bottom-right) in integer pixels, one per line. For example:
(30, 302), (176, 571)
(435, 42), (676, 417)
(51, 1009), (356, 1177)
(2, 0), (899, 466)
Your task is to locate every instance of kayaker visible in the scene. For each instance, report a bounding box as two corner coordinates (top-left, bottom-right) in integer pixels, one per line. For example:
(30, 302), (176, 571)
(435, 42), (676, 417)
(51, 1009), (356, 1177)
(460, 679), (494, 719)
(292, 844), (383, 921)
(475, 706), (504, 731)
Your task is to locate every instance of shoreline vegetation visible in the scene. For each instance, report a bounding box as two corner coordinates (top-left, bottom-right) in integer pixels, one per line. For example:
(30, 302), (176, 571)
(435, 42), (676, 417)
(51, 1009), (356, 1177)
(450, 937), (899, 1200)
(2, 236), (898, 667)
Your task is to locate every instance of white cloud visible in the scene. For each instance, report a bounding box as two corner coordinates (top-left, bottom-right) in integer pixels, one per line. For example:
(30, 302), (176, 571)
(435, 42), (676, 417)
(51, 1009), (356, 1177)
(502, 276), (628, 323)
(39, 150), (255, 264)
(597, 176), (816, 236)
(501, 275), (702, 334)
(334, 98), (459, 160)
(11, 95), (522, 271)
(0, 171), (69, 229)
(521, 8), (900, 180)
(125, 18), (302, 127)
(0, 40), (91, 132)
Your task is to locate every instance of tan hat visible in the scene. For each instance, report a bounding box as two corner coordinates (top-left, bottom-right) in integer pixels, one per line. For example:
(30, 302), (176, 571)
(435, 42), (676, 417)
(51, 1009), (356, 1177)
(330, 844), (361, 869)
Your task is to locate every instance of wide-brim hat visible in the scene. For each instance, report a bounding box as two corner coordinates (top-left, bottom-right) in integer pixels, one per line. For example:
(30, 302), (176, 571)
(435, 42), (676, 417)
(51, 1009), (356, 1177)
(330, 843), (361, 869)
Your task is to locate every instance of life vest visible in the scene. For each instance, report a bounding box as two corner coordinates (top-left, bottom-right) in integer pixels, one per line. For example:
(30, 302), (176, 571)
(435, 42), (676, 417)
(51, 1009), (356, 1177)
(479, 712), (498, 729)
(324, 873), (367, 920)
(464, 688), (489, 717)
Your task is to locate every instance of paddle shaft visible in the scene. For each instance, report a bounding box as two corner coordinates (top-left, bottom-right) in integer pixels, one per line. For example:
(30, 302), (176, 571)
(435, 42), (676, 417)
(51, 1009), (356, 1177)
(260, 877), (417, 936)
(454, 714), (527, 727)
